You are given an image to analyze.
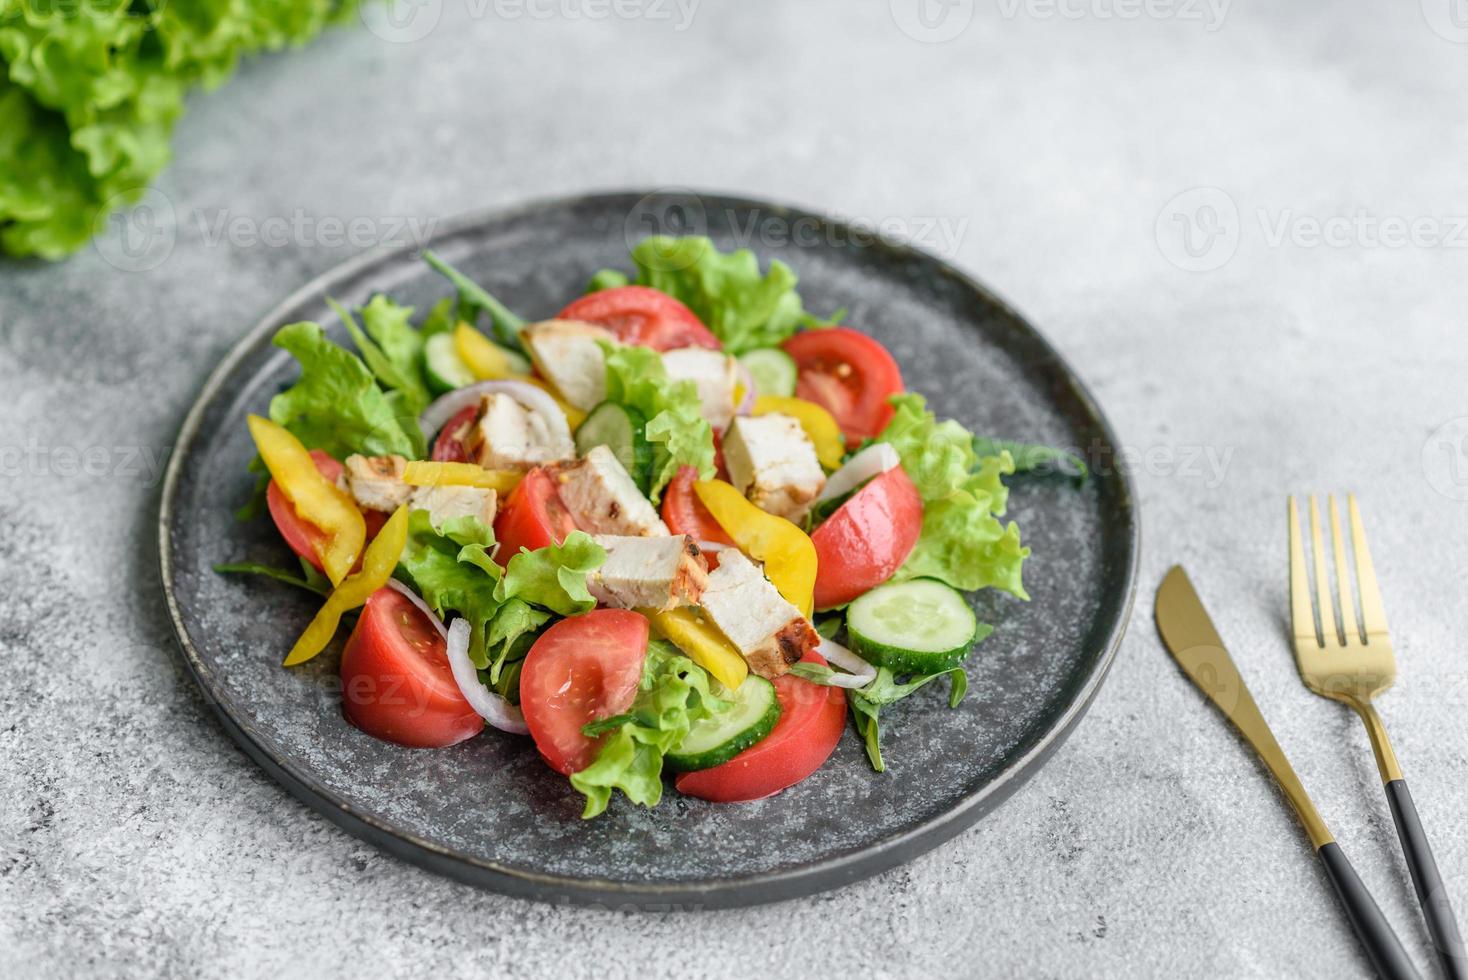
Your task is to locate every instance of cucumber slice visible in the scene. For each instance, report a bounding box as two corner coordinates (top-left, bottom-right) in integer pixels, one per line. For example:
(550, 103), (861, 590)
(575, 401), (654, 492)
(739, 348), (798, 398)
(423, 332), (475, 393)
(846, 579), (981, 674)
(666, 675), (780, 772)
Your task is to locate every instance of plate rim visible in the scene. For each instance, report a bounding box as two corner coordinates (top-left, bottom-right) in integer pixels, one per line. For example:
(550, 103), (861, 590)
(157, 189), (1140, 909)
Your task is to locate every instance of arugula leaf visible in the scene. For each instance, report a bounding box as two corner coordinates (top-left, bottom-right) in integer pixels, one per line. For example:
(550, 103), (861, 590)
(590, 236), (840, 353)
(848, 667), (969, 772)
(268, 321), (425, 460)
(417, 296), (457, 340)
(972, 437), (1088, 485)
(601, 343), (716, 501)
(213, 560), (332, 596)
(329, 297), (430, 417)
(570, 642), (724, 818)
(422, 250), (526, 351)
(877, 394), (1029, 598)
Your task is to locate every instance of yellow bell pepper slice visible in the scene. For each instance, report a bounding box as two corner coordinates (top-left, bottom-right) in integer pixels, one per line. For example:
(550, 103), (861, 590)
(642, 607), (748, 690)
(521, 375), (588, 431)
(284, 505), (410, 667)
(754, 396), (845, 470)
(454, 323), (521, 380)
(247, 414), (365, 587)
(693, 479), (818, 618)
(402, 460), (521, 493)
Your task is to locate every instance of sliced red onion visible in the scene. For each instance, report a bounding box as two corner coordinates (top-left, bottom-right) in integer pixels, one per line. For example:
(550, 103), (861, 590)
(446, 617), (529, 735)
(815, 442), (901, 504)
(734, 361), (758, 417)
(816, 637), (877, 689)
(387, 579), (447, 640)
(694, 539), (728, 553)
(419, 380), (571, 443)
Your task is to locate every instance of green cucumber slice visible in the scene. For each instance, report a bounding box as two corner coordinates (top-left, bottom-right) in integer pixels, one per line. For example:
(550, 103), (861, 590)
(666, 675), (780, 772)
(423, 332), (476, 394)
(738, 348), (798, 398)
(846, 579), (982, 674)
(575, 401), (653, 492)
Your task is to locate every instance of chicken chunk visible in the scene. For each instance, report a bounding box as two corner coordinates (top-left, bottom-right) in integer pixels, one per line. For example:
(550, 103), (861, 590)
(721, 414), (827, 522)
(662, 347), (739, 430)
(523, 319), (617, 411)
(549, 445), (669, 537)
(588, 534), (708, 611)
(468, 392), (575, 472)
(410, 485), (497, 529)
(698, 549), (818, 679)
(343, 454), (414, 513)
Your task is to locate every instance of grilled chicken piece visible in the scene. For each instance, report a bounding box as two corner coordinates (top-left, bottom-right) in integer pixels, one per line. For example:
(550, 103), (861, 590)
(698, 549), (818, 678)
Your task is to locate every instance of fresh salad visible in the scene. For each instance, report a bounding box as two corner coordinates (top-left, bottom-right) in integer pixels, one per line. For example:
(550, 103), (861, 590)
(219, 235), (1075, 818)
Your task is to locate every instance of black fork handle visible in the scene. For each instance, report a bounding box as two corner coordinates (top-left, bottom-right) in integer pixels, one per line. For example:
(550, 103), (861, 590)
(1318, 842), (1422, 980)
(1385, 779), (1468, 980)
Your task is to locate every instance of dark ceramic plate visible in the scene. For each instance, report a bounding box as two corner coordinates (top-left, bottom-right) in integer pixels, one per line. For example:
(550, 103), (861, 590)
(159, 192), (1138, 909)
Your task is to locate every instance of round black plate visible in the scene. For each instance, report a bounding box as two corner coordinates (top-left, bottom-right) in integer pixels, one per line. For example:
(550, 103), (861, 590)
(159, 192), (1138, 909)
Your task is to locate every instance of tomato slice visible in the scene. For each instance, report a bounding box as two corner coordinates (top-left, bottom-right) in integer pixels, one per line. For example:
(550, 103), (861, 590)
(811, 466), (923, 609)
(782, 328), (904, 444)
(558, 285), (721, 351)
(519, 610), (649, 775)
(267, 449), (385, 573)
(661, 466), (734, 546)
(674, 651), (846, 803)
(493, 466), (578, 564)
(339, 586), (484, 748)
(431, 404), (479, 463)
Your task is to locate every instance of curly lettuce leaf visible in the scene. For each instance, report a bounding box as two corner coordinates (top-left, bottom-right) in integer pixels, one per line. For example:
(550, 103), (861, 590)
(0, 0), (354, 258)
(601, 343), (716, 501)
(590, 236), (840, 353)
(267, 321), (425, 460)
(395, 511), (504, 667)
(877, 393), (1028, 597)
(495, 531), (606, 617)
(571, 641), (723, 819)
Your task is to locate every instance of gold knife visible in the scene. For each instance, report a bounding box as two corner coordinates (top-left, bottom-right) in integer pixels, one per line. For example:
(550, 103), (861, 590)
(1155, 566), (1420, 980)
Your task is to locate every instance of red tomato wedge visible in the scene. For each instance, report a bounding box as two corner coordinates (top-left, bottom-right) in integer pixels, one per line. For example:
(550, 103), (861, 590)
(519, 610), (650, 775)
(431, 404), (479, 463)
(493, 466), (578, 564)
(340, 586), (484, 748)
(783, 328), (904, 444)
(674, 651), (846, 803)
(558, 285), (721, 351)
(811, 466), (923, 609)
(267, 449), (385, 573)
(661, 466), (734, 546)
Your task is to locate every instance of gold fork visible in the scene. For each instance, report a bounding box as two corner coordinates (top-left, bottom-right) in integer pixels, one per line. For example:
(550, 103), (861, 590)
(1289, 494), (1466, 979)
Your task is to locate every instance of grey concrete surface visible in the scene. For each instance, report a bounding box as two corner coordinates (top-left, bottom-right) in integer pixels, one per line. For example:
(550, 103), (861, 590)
(4, 1), (1468, 977)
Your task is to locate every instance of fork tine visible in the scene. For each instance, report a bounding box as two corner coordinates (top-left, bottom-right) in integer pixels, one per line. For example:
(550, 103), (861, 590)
(1288, 496), (1319, 646)
(1328, 496), (1362, 644)
(1348, 494), (1390, 641)
(1309, 496), (1341, 645)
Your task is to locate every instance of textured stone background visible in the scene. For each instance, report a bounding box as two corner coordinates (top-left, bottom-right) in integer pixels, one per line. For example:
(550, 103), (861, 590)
(4, 1), (1468, 977)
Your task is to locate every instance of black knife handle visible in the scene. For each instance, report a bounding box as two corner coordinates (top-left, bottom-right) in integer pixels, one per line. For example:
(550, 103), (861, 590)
(1318, 842), (1422, 980)
(1385, 779), (1468, 980)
